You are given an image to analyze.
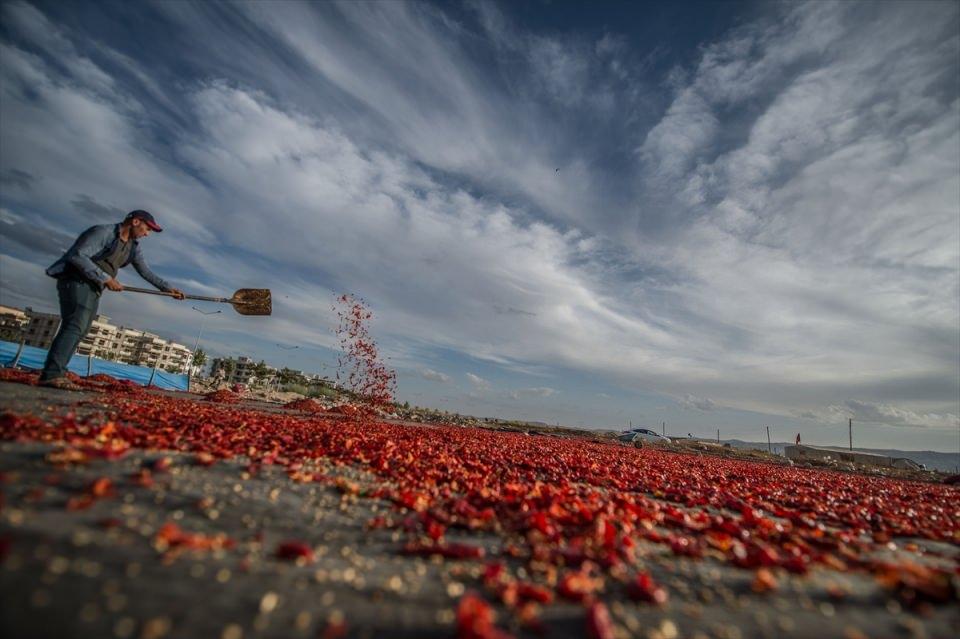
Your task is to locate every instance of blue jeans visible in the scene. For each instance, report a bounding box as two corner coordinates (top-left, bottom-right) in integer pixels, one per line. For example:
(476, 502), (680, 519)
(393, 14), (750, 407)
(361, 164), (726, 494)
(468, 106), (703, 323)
(40, 276), (100, 381)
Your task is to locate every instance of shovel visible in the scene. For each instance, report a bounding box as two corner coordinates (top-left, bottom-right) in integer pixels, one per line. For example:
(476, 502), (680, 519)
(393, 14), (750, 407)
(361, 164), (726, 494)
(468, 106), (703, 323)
(123, 286), (272, 316)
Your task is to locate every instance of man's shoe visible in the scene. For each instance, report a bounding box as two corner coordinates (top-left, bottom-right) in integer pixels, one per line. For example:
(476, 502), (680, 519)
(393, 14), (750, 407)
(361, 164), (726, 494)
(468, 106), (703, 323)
(39, 377), (85, 391)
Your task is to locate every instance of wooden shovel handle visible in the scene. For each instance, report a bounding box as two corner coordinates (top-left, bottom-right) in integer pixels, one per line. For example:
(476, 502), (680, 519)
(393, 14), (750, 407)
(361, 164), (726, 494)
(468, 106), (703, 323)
(123, 286), (230, 304)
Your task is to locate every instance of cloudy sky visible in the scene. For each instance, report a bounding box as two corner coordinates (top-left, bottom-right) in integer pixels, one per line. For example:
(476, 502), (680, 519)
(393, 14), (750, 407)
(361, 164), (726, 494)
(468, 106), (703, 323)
(1, 1), (958, 451)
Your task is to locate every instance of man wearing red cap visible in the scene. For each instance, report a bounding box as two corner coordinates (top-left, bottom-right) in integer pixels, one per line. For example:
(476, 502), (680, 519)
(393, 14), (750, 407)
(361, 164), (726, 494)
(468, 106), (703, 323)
(40, 210), (185, 389)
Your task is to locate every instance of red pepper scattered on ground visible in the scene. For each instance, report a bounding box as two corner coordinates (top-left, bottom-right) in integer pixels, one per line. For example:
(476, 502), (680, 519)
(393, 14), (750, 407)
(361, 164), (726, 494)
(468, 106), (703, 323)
(204, 389), (241, 403)
(0, 295), (957, 631)
(456, 592), (514, 639)
(585, 601), (615, 639)
(154, 521), (234, 557)
(284, 398), (326, 412)
(275, 540), (316, 563)
(627, 571), (668, 605)
(1, 391), (957, 599)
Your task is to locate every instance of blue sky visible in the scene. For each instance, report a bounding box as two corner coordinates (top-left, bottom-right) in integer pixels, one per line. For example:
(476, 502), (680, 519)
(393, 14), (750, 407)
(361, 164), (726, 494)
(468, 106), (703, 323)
(1, 1), (958, 452)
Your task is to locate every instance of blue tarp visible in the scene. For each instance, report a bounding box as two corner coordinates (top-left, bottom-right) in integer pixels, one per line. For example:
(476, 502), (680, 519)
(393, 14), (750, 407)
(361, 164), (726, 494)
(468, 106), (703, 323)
(0, 339), (189, 391)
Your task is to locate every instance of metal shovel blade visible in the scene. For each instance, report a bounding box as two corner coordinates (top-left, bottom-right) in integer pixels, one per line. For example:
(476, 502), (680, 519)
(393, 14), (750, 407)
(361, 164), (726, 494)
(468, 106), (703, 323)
(230, 289), (272, 316)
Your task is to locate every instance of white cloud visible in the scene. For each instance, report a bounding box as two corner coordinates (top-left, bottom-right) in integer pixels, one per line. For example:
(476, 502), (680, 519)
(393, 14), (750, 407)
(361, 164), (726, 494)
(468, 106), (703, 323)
(0, 253), (50, 309)
(679, 394), (717, 412)
(797, 400), (959, 430)
(624, 0), (959, 421)
(2, 3), (117, 99)
(218, 0), (640, 234)
(466, 373), (491, 391)
(508, 387), (558, 400)
(0, 1), (957, 446)
(420, 368), (450, 383)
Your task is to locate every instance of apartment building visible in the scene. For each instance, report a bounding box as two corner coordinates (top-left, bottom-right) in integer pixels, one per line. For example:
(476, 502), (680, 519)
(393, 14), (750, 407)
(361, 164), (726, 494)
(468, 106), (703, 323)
(77, 315), (126, 360)
(21, 308), (61, 350)
(127, 331), (193, 373)
(2, 304), (193, 373)
(0, 305), (30, 342)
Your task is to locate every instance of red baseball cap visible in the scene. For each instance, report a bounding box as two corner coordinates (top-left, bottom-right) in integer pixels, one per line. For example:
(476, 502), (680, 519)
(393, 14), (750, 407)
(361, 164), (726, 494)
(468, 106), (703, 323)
(126, 209), (163, 232)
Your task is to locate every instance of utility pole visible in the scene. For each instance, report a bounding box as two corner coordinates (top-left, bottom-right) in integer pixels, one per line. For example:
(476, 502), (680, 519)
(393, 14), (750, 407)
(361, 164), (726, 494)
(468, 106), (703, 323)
(717, 428), (720, 443)
(849, 418), (853, 451)
(10, 335), (25, 368)
(275, 344), (299, 393)
(148, 343), (164, 387)
(191, 307), (221, 355)
(766, 426), (771, 452)
(138, 329), (148, 367)
(662, 421), (666, 435)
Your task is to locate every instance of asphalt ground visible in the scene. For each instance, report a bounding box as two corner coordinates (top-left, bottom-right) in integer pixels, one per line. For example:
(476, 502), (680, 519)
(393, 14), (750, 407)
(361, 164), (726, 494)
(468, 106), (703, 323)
(1, 381), (957, 639)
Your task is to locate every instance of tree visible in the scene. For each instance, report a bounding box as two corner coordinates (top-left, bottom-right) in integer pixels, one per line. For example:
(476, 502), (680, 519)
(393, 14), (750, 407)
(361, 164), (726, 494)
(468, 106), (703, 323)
(219, 359), (235, 380)
(279, 367), (306, 386)
(253, 360), (271, 386)
(192, 349), (207, 370)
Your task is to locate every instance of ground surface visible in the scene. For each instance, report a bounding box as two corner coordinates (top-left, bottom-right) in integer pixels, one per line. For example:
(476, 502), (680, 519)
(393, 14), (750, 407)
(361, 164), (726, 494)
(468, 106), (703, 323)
(1, 380), (957, 639)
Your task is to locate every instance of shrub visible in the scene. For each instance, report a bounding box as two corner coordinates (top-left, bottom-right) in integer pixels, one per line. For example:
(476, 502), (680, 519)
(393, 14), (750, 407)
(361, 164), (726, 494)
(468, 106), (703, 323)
(308, 385), (338, 399)
(282, 383), (309, 396)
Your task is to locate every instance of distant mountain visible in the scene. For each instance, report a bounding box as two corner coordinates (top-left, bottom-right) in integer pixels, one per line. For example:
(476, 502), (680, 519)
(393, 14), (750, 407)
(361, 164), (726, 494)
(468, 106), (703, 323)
(718, 439), (960, 473)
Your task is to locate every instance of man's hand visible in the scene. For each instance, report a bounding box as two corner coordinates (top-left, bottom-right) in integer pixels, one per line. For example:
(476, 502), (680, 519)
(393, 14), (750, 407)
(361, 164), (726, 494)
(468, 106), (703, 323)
(168, 288), (185, 300)
(104, 278), (124, 292)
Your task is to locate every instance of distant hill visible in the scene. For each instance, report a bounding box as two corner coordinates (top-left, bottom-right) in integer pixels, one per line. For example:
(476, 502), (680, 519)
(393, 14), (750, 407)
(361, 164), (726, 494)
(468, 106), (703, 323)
(718, 439), (959, 473)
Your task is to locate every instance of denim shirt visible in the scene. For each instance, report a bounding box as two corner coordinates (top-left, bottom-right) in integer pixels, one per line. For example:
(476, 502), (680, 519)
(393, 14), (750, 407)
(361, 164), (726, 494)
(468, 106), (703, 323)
(45, 224), (171, 292)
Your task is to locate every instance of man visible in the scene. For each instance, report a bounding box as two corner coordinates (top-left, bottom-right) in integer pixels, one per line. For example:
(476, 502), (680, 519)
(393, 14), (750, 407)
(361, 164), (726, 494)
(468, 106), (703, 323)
(40, 210), (185, 389)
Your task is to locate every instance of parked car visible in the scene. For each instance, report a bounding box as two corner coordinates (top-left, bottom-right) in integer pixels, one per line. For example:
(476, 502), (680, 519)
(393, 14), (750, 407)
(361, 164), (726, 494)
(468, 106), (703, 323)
(618, 428), (671, 445)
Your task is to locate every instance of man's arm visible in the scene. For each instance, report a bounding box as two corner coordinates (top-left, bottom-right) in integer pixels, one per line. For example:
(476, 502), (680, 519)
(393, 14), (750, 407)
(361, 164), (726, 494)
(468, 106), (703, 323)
(130, 245), (184, 299)
(65, 227), (113, 287)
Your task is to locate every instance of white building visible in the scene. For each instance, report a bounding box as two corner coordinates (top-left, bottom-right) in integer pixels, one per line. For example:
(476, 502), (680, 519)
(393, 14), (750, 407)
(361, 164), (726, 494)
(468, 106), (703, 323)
(77, 315), (124, 359)
(72, 318), (192, 372)
(210, 356), (277, 385)
(121, 331), (193, 373)
(3, 304), (193, 373)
